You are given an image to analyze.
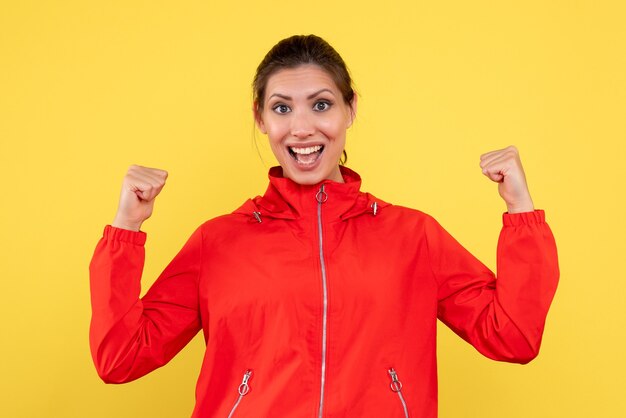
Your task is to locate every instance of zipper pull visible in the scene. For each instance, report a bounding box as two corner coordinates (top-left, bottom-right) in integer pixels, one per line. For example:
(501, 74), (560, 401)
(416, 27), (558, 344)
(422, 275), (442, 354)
(316, 184), (328, 204)
(238, 370), (252, 396)
(388, 368), (403, 392)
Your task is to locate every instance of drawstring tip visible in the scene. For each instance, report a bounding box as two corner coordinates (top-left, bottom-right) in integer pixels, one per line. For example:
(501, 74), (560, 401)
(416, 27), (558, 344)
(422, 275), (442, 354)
(371, 201), (378, 216)
(252, 211), (262, 223)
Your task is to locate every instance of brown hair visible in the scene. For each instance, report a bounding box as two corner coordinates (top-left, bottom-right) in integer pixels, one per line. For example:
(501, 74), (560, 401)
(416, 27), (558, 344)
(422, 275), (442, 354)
(253, 35), (356, 165)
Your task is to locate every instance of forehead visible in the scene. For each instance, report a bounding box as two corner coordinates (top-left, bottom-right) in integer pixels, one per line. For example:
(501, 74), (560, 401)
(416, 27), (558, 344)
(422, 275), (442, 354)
(265, 64), (339, 97)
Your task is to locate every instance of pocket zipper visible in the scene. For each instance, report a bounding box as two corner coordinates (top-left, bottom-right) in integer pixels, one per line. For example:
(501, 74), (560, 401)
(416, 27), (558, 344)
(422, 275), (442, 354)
(226, 369), (252, 418)
(388, 368), (409, 418)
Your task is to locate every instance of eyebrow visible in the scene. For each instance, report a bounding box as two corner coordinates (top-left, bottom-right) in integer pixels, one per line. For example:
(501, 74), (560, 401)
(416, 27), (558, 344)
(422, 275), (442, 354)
(268, 88), (335, 101)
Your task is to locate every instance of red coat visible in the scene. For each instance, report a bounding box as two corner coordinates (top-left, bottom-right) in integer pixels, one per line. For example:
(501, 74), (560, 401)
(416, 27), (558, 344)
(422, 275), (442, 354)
(89, 166), (559, 418)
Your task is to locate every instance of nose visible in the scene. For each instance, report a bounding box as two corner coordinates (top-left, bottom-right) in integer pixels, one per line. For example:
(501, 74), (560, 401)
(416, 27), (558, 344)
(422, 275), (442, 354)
(290, 110), (315, 139)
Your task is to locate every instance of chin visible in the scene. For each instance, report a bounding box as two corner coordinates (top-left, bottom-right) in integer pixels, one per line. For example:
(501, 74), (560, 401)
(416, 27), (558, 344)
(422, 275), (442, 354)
(284, 170), (329, 186)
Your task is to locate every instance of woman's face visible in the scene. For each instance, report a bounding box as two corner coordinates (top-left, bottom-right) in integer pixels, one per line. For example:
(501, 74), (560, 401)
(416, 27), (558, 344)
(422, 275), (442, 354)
(255, 64), (356, 185)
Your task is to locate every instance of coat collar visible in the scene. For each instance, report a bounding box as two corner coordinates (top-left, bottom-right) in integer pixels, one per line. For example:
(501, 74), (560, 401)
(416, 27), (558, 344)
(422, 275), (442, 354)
(234, 166), (388, 221)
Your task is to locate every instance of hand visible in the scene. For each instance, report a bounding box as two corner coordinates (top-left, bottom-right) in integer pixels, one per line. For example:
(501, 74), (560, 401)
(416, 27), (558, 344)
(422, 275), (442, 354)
(112, 165), (168, 231)
(479, 146), (534, 214)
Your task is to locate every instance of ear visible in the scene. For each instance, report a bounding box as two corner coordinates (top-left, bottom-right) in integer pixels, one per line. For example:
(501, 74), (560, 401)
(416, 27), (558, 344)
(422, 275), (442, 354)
(347, 94), (358, 128)
(253, 101), (267, 134)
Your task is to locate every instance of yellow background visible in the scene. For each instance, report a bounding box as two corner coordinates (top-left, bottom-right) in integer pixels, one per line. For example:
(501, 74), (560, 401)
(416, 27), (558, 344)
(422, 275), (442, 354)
(1, 1), (624, 417)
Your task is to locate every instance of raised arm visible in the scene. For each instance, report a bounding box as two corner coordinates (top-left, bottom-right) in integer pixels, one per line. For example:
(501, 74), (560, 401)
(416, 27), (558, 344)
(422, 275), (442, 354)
(433, 147), (559, 363)
(89, 166), (202, 383)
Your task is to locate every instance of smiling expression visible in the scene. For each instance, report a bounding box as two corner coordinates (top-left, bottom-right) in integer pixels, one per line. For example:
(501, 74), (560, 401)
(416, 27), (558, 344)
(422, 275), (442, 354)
(255, 65), (356, 185)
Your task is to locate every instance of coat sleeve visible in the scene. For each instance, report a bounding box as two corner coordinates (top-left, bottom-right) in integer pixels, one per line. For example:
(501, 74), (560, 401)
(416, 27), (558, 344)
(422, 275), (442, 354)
(427, 210), (559, 363)
(89, 225), (202, 383)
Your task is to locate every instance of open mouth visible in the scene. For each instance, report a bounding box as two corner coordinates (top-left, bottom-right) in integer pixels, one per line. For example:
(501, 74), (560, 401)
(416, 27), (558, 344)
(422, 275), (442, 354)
(288, 145), (325, 166)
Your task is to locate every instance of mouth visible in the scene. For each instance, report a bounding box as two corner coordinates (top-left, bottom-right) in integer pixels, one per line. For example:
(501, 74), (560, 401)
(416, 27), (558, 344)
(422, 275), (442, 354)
(287, 145), (325, 166)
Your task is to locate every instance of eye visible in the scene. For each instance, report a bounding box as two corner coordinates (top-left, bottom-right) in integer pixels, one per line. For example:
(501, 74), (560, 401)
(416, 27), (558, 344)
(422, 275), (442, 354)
(272, 104), (291, 114)
(313, 101), (331, 112)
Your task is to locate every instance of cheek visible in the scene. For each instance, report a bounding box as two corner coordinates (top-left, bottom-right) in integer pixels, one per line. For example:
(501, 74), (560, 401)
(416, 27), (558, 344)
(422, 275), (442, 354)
(319, 116), (349, 138)
(263, 120), (287, 143)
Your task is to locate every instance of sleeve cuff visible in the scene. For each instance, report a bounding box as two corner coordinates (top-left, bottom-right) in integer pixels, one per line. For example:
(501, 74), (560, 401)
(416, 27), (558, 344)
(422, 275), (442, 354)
(502, 209), (546, 227)
(103, 225), (147, 245)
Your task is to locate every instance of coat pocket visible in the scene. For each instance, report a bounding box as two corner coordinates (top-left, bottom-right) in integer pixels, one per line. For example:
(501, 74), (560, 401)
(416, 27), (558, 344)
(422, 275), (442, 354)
(388, 368), (410, 418)
(226, 369), (253, 418)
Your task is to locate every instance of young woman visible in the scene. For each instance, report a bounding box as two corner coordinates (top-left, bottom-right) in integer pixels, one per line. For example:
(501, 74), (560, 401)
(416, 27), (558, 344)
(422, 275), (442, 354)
(90, 35), (559, 418)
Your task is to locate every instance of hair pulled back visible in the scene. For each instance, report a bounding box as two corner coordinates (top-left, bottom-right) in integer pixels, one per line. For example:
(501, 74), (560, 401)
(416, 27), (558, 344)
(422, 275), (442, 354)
(253, 34), (355, 110)
(253, 34), (355, 164)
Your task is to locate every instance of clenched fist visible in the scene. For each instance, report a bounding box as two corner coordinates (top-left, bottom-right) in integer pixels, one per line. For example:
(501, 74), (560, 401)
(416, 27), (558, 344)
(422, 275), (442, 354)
(112, 165), (168, 231)
(479, 146), (535, 214)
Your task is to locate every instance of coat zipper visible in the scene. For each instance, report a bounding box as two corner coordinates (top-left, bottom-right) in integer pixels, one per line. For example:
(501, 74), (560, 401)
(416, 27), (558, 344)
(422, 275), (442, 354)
(226, 369), (252, 418)
(316, 184), (329, 418)
(388, 368), (409, 418)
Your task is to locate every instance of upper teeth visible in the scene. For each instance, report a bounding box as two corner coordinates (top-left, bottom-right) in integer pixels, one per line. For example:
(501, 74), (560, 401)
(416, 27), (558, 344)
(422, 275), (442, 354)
(290, 145), (322, 155)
